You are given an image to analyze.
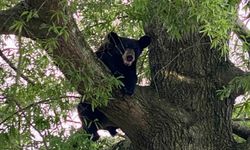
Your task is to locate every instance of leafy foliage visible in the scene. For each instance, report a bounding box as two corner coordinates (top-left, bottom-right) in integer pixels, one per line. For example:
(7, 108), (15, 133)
(75, 0), (152, 84)
(0, 4), (79, 147)
(144, 0), (236, 53)
(0, 36), (79, 149)
(0, 0), (249, 149)
(76, 0), (145, 48)
(0, 1), (128, 149)
(46, 131), (100, 150)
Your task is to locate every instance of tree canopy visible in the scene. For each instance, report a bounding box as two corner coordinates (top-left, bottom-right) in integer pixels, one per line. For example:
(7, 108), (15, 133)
(0, 0), (250, 149)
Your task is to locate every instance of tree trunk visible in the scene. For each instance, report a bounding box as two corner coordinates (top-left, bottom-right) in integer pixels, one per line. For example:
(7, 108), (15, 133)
(0, 1), (248, 150)
(107, 24), (238, 150)
(105, 21), (243, 149)
(138, 24), (234, 149)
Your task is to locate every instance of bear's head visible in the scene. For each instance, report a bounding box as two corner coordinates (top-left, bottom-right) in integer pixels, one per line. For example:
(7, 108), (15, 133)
(107, 32), (151, 66)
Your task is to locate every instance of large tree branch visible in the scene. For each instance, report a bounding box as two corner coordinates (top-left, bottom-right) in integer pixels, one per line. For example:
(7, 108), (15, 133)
(0, 0), (109, 91)
(102, 85), (193, 144)
(0, 2), (193, 146)
(216, 60), (246, 85)
(0, 1), (53, 39)
(0, 1), (160, 142)
(209, 13), (250, 99)
(213, 18), (248, 87)
(232, 122), (250, 140)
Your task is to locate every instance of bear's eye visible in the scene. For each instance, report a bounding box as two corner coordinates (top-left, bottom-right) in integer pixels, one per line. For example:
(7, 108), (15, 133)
(123, 44), (129, 49)
(134, 48), (141, 56)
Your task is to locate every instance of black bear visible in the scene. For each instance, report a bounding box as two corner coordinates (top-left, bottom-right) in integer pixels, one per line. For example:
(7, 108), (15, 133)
(96, 32), (151, 95)
(78, 32), (151, 141)
(77, 102), (118, 141)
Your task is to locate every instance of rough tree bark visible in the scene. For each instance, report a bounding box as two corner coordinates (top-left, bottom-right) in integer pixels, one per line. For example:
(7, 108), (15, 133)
(0, 1), (250, 150)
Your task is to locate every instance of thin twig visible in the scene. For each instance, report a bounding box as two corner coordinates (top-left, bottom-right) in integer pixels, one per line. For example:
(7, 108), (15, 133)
(0, 99), (51, 125)
(0, 48), (35, 85)
(233, 118), (250, 121)
(14, 100), (49, 150)
(0, 95), (81, 125)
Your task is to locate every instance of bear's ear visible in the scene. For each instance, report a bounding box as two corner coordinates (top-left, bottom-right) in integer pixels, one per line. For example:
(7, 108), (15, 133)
(138, 35), (151, 49)
(107, 32), (120, 44)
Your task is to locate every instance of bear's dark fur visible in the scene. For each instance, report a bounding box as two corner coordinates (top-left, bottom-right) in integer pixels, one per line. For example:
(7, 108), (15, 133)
(78, 32), (151, 141)
(77, 102), (118, 141)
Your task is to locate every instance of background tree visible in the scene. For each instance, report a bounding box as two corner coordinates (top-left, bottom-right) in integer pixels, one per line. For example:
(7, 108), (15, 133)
(0, 0), (250, 149)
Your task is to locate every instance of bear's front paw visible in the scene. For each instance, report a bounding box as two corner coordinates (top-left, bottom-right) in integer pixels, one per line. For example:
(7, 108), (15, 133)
(113, 71), (124, 78)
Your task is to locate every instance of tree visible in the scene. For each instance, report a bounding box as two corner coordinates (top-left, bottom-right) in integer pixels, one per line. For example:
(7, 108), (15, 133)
(0, 0), (250, 149)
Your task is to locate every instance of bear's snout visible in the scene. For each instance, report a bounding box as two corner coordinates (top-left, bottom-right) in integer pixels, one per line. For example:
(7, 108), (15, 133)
(126, 55), (134, 62)
(122, 49), (135, 66)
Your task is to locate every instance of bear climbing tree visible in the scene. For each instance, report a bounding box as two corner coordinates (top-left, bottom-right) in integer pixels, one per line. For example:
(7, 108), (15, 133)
(77, 32), (151, 141)
(0, 1), (250, 150)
